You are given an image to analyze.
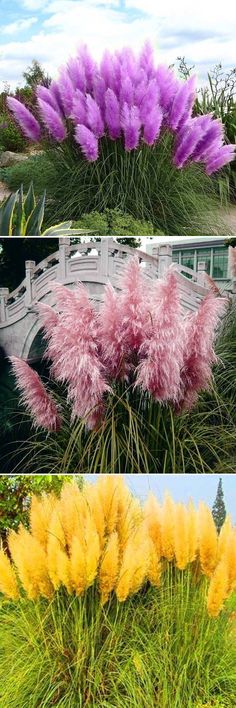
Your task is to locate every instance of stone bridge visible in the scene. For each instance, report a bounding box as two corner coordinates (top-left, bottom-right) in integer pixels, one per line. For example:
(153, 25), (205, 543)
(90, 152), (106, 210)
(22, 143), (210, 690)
(0, 237), (222, 361)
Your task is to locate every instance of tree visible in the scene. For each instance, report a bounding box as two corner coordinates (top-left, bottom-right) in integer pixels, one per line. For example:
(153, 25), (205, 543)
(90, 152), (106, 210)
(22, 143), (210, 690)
(0, 475), (82, 549)
(22, 60), (51, 89)
(212, 478), (226, 533)
(0, 238), (61, 291)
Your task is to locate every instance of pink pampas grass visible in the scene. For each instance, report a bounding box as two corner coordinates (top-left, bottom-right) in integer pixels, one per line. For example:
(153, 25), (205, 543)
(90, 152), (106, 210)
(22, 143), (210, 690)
(177, 293), (227, 410)
(10, 356), (61, 431)
(135, 268), (185, 402)
(39, 283), (110, 428)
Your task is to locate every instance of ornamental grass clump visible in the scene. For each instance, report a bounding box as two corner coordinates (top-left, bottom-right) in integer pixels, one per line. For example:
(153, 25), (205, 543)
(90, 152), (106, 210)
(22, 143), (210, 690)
(0, 476), (236, 707)
(9, 258), (227, 433)
(6, 43), (235, 232)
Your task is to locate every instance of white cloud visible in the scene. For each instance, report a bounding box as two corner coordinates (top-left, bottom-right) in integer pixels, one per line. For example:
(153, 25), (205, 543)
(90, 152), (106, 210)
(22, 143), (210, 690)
(2, 17), (38, 35)
(1, 0), (236, 89)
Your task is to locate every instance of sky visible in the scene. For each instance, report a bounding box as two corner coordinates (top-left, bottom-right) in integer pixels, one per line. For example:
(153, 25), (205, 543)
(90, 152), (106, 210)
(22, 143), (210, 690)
(84, 474), (236, 522)
(0, 0), (235, 91)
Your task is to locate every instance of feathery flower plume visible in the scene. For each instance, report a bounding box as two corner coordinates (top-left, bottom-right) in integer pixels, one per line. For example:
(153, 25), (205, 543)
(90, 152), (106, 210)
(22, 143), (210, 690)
(36, 85), (62, 113)
(7, 96), (41, 141)
(178, 293), (227, 410)
(98, 282), (126, 378)
(99, 531), (120, 604)
(144, 494), (162, 558)
(198, 503), (218, 577)
(30, 493), (56, 550)
(136, 269), (184, 402)
(57, 70), (74, 116)
(105, 88), (121, 139)
(207, 560), (229, 617)
(168, 76), (196, 131)
(174, 503), (189, 570)
(86, 95), (104, 138)
(161, 494), (175, 561)
(75, 124), (98, 161)
(37, 98), (67, 141)
(0, 549), (19, 600)
(121, 104), (141, 150)
(9, 356), (61, 432)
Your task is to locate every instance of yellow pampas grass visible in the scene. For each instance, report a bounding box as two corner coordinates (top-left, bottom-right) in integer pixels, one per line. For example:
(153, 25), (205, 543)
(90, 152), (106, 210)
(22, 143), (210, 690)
(0, 549), (19, 600)
(1, 477), (235, 619)
(207, 560), (229, 617)
(198, 503), (218, 577)
(99, 531), (119, 604)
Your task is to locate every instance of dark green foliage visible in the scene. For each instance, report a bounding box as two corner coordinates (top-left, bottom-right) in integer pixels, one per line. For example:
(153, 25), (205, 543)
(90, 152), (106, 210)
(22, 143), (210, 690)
(74, 209), (155, 238)
(0, 236), (61, 289)
(0, 475), (80, 546)
(212, 479), (227, 533)
(0, 113), (27, 152)
(22, 59), (51, 89)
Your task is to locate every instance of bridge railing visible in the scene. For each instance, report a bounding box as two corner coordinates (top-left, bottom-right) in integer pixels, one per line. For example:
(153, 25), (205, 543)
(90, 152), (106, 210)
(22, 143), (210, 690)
(0, 237), (222, 326)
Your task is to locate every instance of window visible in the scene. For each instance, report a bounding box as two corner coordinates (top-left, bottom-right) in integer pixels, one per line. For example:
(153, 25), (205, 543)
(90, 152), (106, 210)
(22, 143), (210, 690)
(196, 249), (211, 275)
(181, 249), (195, 270)
(212, 248), (228, 279)
(172, 250), (180, 264)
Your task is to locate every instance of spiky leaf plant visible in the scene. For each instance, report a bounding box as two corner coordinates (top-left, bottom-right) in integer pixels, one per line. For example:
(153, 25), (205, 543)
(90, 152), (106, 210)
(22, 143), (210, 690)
(0, 476), (236, 707)
(0, 182), (91, 236)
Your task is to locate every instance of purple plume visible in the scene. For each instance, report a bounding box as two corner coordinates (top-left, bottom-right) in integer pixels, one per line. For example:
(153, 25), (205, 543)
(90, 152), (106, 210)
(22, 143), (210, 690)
(67, 56), (86, 92)
(121, 103), (141, 150)
(105, 89), (121, 139)
(168, 76), (196, 131)
(71, 91), (87, 124)
(7, 96), (41, 141)
(173, 118), (205, 168)
(36, 85), (61, 113)
(86, 95), (104, 138)
(120, 76), (134, 108)
(57, 70), (74, 117)
(155, 65), (177, 112)
(37, 98), (66, 141)
(206, 144), (236, 174)
(143, 105), (163, 146)
(75, 124), (98, 161)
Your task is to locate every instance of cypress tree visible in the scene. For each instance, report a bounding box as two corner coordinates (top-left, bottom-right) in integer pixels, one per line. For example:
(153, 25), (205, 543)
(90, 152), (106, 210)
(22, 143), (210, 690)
(212, 478), (226, 533)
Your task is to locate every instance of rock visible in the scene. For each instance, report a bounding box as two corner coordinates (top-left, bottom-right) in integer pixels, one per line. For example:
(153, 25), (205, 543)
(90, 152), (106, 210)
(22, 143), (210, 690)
(0, 181), (11, 202)
(0, 151), (28, 168)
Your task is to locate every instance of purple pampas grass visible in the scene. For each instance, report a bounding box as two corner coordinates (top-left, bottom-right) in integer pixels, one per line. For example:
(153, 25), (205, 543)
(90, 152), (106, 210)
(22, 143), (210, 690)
(7, 97), (41, 141)
(75, 124), (98, 161)
(57, 70), (74, 117)
(71, 91), (87, 124)
(121, 104), (141, 150)
(206, 144), (236, 174)
(105, 88), (121, 139)
(37, 98), (67, 141)
(143, 105), (163, 146)
(168, 76), (196, 131)
(86, 95), (104, 138)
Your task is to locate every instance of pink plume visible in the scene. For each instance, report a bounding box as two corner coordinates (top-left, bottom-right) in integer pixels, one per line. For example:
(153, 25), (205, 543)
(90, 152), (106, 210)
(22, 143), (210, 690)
(177, 293), (227, 409)
(135, 269), (185, 402)
(10, 356), (61, 431)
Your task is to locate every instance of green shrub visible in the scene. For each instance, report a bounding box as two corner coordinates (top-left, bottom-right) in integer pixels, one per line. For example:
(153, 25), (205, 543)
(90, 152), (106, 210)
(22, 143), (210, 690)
(74, 209), (156, 236)
(0, 114), (27, 153)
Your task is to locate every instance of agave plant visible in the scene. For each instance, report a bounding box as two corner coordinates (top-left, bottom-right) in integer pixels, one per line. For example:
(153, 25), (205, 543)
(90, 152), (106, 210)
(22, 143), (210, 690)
(0, 182), (91, 236)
